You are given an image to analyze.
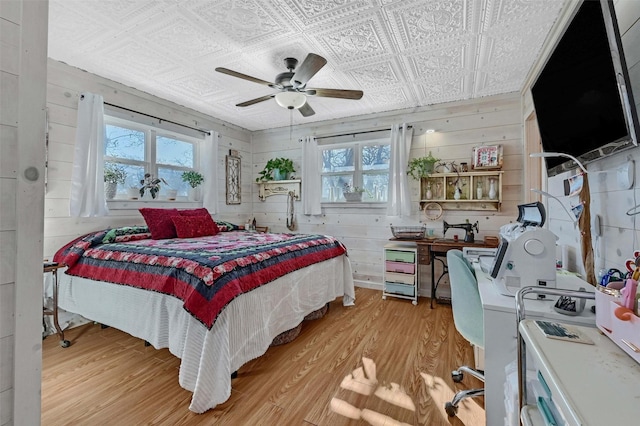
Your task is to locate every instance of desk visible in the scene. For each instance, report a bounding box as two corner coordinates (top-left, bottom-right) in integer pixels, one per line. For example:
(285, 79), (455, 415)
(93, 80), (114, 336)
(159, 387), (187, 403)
(474, 263), (596, 426)
(519, 319), (640, 425)
(415, 239), (498, 308)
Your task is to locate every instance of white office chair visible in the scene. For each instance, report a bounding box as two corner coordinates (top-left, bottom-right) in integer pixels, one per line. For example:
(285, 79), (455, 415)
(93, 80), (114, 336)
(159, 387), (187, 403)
(445, 249), (485, 417)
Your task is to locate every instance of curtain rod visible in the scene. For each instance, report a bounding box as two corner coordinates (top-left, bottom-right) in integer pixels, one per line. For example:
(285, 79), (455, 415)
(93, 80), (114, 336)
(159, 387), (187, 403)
(82, 95), (211, 136)
(314, 125), (412, 140)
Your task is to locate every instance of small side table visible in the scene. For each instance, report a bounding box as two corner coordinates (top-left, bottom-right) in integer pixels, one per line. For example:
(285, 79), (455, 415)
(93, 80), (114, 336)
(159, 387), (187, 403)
(43, 262), (70, 348)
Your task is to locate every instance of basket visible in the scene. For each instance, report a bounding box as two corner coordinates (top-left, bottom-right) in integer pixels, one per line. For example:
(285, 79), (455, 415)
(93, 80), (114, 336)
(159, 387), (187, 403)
(390, 225), (426, 240)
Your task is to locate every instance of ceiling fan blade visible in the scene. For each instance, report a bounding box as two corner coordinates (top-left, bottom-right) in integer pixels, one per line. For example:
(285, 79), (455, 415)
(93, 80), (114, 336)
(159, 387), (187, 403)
(215, 67), (274, 86)
(309, 88), (363, 100)
(298, 101), (315, 117)
(291, 53), (327, 88)
(236, 94), (275, 107)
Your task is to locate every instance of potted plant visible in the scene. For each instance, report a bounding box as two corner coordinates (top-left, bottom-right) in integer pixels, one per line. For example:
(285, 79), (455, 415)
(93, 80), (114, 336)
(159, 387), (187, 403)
(181, 171), (204, 201)
(104, 163), (127, 200)
(256, 157), (296, 182)
(407, 151), (440, 180)
(139, 173), (167, 199)
(342, 183), (367, 202)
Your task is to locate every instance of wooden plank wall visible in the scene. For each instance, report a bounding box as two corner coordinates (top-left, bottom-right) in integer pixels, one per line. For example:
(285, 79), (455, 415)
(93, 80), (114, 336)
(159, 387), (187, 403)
(44, 60), (253, 259)
(1, 1), (48, 425)
(251, 93), (524, 294)
(0, 3), (20, 423)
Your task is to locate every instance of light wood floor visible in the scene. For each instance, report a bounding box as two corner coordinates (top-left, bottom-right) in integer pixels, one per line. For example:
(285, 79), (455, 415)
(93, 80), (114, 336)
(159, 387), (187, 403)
(42, 288), (485, 425)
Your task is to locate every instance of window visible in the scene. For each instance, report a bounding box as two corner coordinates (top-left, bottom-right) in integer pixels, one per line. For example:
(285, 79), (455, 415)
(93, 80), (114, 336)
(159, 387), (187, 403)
(320, 141), (390, 202)
(104, 116), (201, 199)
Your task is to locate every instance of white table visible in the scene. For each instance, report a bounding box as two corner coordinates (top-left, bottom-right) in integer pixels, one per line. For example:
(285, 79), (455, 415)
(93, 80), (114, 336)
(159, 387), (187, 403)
(519, 319), (640, 425)
(474, 263), (596, 426)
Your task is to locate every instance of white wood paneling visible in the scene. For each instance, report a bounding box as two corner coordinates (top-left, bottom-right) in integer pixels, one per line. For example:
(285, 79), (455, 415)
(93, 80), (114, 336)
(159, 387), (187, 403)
(14, 1), (48, 424)
(251, 93), (524, 289)
(43, 60), (253, 259)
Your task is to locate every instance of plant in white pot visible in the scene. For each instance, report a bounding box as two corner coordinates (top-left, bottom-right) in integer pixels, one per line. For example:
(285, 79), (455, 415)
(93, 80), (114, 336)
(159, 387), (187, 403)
(103, 163), (127, 200)
(256, 157), (296, 182)
(182, 171), (204, 201)
(139, 173), (167, 199)
(342, 183), (367, 202)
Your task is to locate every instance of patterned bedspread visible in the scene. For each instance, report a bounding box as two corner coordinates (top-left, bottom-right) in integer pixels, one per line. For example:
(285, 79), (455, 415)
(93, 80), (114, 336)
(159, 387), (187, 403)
(54, 227), (347, 329)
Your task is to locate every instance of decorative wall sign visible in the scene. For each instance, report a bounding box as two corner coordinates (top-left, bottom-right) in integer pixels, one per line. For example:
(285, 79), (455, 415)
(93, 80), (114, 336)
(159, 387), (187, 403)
(472, 145), (502, 169)
(225, 150), (241, 205)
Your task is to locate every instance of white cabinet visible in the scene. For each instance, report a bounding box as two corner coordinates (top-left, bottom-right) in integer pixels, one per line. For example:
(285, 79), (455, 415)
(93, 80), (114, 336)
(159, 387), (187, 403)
(383, 243), (418, 305)
(518, 319), (640, 425)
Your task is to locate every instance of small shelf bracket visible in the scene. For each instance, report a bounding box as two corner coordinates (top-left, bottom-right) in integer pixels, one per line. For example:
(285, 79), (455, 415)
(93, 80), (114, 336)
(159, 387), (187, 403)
(257, 179), (301, 201)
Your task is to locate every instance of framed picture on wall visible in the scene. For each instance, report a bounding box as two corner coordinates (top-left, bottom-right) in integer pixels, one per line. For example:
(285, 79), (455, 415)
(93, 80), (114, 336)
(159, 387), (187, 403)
(225, 151), (241, 205)
(472, 145), (502, 169)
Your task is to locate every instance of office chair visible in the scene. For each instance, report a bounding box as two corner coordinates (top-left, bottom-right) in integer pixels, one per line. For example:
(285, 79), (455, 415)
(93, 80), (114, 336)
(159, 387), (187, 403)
(444, 249), (485, 417)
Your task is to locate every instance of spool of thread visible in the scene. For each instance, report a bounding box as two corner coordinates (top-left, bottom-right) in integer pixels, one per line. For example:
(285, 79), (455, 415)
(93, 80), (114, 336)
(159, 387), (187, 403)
(561, 245), (569, 270)
(621, 279), (638, 310)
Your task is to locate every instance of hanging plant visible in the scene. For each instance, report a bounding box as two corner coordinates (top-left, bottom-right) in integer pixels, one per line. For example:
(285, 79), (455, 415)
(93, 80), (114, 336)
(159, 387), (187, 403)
(407, 151), (440, 180)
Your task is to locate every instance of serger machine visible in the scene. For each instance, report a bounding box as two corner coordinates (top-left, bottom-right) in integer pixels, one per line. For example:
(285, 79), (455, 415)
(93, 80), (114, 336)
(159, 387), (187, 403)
(489, 202), (557, 297)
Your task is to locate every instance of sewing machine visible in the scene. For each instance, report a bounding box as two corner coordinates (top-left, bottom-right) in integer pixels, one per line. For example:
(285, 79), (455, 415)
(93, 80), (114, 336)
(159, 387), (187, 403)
(489, 202), (557, 297)
(443, 220), (479, 243)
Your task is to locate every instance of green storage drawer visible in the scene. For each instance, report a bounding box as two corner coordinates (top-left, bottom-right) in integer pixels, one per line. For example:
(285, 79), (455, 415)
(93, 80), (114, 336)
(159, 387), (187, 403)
(384, 282), (415, 297)
(385, 249), (415, 263)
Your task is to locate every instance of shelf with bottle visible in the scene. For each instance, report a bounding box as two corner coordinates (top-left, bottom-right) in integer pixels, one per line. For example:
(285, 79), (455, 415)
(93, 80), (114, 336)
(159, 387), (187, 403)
(419, 171), (503, 211)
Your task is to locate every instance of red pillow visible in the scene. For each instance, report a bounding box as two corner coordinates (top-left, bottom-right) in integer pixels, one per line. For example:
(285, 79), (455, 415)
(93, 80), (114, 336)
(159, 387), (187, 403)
(171, 214), (219, 238)
(139, 208), (179, 239)
(179, 208), (210, 217)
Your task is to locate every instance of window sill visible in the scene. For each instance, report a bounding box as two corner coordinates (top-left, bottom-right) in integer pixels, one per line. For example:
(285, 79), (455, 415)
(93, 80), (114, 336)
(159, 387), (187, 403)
(321, 202), (387, 209)
(107, 199), (202, 210)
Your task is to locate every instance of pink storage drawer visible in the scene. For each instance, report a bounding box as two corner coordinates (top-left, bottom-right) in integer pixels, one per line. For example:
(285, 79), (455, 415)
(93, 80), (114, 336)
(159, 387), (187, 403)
(606, 300), (640, 364)
(385, 260), (415, 274)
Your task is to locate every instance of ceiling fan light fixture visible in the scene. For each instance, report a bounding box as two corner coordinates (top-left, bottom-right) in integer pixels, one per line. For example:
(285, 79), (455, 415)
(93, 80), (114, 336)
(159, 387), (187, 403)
(275, 91), (306, 109)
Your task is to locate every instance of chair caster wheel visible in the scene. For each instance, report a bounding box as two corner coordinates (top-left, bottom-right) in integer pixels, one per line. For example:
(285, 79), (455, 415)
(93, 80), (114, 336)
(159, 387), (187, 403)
(412, 300), (417, 305)
(382, 295), (386, 300)
(59, 340), (71, 348)
(445, 401), (458, 417)
(452, 370), (463, 382)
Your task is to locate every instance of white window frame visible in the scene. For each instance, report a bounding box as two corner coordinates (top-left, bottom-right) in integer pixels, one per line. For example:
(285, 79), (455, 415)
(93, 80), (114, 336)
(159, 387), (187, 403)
(319, 138), (390, 205)
(103, 114), (203, 202)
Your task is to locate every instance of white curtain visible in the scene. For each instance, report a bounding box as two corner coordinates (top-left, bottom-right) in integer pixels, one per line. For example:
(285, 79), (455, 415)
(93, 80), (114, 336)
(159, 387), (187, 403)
(69, 92), (108, 217)
(201, 131), (219, 214)
(386, 123), (413, 217)
(302, 136), (322, 215)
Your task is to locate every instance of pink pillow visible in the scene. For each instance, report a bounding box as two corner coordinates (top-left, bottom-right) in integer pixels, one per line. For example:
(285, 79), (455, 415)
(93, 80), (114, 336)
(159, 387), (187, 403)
(179, 208), (210, 217)
(171, 214), (219, 238)
(139, 208), (179, 239)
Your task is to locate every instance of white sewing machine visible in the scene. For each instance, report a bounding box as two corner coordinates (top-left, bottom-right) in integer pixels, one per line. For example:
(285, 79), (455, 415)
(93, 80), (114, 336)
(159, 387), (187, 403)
(489, 202), (558, 297)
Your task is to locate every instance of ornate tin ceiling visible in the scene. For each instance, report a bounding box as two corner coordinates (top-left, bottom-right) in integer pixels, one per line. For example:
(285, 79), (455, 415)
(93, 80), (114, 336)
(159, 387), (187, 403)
(48, 0), (565, 131)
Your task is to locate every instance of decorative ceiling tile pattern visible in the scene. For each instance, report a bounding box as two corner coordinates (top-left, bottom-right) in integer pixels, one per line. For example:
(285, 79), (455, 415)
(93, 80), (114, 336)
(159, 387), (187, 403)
(47, 0), (566, 131)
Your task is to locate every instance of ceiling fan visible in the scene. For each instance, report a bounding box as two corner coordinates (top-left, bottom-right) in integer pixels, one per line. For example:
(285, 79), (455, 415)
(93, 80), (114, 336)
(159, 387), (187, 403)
(215, 53), (363, 117)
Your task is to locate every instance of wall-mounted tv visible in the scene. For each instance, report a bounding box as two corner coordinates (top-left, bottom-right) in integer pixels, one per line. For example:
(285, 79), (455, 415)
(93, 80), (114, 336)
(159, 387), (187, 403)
(531, 0), (639, 177)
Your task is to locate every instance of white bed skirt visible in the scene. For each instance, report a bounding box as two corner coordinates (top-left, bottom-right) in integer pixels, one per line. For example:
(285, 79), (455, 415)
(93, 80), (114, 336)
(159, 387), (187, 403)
(58, 255), (355, 413)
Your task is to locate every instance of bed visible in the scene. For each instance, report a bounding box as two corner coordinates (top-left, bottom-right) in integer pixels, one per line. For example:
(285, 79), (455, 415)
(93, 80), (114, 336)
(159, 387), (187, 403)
(53, 209), (355, 413)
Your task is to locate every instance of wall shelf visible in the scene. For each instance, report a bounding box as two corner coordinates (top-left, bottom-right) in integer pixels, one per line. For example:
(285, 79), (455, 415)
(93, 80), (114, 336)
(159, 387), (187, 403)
(257, 179), (301, 201)
(419, 171), (503, 211)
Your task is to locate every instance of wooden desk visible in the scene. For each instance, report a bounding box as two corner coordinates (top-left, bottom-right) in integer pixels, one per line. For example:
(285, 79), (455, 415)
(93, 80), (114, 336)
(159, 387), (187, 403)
(417, 239), (497, 308)
(391, 238), (498, 308)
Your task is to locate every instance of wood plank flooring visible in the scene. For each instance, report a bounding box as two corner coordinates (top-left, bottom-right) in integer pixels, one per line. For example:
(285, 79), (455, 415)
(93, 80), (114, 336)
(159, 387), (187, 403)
(42, 288), (485, 425)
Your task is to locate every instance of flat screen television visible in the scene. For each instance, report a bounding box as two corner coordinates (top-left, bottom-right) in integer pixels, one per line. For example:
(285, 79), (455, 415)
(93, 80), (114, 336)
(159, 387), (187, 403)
(531, 0), (639, 177)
